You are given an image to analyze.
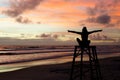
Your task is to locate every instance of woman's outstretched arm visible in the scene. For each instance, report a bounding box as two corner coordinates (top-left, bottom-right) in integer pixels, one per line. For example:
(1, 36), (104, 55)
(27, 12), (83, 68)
(89, 30), (102, 34)
(68, 30), (82, 35)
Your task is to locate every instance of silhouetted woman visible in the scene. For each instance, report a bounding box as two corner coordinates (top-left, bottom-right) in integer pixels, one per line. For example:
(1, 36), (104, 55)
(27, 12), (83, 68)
(68, 27), (102, 47)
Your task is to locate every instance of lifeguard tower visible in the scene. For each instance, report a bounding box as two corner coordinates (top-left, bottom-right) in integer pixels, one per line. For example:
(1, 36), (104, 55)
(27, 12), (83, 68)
(68, 27), (102, 80)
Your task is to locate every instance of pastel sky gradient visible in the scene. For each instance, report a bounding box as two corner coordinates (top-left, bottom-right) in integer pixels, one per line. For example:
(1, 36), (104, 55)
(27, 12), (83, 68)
(0, 0), (120, 45)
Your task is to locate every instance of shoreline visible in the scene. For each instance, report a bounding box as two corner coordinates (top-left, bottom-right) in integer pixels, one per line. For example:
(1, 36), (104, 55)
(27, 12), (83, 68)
(0, 52), (119, 65)
(0, 56), (119, 80)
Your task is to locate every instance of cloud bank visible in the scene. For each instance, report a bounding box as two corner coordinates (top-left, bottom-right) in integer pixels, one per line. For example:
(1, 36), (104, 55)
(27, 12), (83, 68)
(89, 33), (115, 41)
(16, 16), (31, 24)
(86, 14), (111, 24)
(85, 0), (120, 27)
(3, 0), (43, 23)
(3, 0), (43, 17)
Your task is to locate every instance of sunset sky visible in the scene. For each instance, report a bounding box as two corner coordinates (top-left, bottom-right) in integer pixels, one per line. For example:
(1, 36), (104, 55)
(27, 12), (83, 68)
(0, 0), (120, 45)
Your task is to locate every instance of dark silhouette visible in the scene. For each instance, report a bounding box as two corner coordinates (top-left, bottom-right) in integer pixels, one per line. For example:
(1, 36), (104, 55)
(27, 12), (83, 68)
(68, 27), (102, 47)
(69, 27), (103, 80)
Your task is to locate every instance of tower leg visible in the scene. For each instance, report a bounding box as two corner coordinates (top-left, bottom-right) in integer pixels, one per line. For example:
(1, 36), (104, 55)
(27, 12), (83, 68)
(92, 47), (102, 80)
(80, 49), (83, 80)
(70, 46), (77, 80)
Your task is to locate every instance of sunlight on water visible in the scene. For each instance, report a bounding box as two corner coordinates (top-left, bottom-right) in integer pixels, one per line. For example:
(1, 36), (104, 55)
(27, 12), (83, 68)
(0, 67), (25, 72)
(0, 56), (72, 73)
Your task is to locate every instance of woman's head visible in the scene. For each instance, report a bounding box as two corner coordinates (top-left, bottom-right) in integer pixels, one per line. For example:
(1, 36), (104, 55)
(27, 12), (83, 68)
(82, 27), (87, 32)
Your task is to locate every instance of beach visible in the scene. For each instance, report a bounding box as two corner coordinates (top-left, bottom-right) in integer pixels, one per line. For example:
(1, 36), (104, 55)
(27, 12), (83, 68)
(0, 45), (119, 80)
(0, 56), (119, 80)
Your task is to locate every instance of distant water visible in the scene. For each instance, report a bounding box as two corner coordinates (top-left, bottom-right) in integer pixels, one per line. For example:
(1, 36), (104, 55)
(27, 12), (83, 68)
(0, 45), (119, 72)
(0, 45), (120, 64)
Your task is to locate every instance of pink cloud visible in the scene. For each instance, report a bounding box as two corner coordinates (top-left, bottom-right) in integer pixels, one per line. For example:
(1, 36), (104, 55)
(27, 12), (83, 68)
(16, 16), (32, 24)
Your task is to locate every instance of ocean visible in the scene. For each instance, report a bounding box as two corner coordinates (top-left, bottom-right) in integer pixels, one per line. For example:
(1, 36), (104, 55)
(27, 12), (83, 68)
(0, 45), (120, 72)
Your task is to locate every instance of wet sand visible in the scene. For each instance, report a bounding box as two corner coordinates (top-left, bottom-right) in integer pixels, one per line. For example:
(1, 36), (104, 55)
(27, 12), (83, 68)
(0, 56), (119, 80)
